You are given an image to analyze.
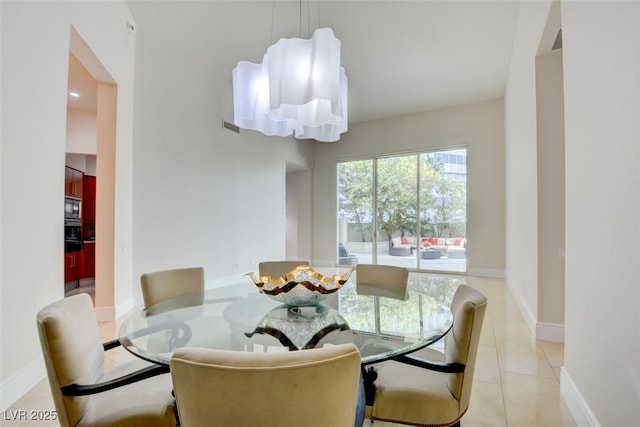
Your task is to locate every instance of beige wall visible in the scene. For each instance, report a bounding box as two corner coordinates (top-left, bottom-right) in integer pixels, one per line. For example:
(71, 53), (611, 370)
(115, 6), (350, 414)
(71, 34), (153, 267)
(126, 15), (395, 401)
(312, 99), (506, 276)
(535, 49), (566, 337)
(95, 82), (117, 313)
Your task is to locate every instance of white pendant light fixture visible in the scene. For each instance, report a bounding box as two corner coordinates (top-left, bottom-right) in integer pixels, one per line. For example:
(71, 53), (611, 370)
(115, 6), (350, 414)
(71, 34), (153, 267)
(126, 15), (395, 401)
(233, 27), (348, 142)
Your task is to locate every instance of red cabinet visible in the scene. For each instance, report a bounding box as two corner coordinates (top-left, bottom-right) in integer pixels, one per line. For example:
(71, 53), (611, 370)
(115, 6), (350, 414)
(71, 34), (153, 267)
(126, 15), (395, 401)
(81, 242), (95, 279)
(64, 252), (82, 283)
(65, 166), (83, 198)
(81, 175), (96, 279)
(82, 175), (96, 222)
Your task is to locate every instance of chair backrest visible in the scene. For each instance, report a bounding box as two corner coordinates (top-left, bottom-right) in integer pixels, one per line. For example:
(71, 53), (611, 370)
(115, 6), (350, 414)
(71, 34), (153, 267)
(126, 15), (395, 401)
(444, 284), (487, 413)
(258, 260), (309, 278)
(355, 264), (409, 300)
(170, 344), (362, 427)
(140, 266), (204, 309)
(36, 293), (105, 427)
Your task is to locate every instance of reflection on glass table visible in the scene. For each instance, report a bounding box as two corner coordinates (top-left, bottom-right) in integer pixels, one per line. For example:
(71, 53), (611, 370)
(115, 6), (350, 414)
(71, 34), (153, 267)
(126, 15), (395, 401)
(119, 274), (453, 366)
(244, 304), (350, 350)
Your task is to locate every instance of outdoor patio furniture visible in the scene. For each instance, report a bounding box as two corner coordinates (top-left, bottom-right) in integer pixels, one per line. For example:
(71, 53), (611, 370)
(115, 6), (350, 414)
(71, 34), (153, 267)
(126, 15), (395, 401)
(339, 243), (359, 265)
(389, 237), (417, 256)
(421, 249), (442, 259)
(447, 246), (467, 259)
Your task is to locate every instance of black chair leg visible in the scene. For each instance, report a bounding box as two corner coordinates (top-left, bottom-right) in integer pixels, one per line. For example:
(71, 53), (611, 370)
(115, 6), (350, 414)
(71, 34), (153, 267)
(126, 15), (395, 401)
(361, 365), (378, 405)
(171, 389), (180, 426)
(355, 372), (365, 427)
(173, 402), (180, 426)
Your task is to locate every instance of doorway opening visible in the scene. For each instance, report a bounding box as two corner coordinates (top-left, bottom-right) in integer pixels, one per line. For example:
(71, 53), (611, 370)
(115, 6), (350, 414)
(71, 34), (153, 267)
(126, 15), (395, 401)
(64, 27), (117, 315)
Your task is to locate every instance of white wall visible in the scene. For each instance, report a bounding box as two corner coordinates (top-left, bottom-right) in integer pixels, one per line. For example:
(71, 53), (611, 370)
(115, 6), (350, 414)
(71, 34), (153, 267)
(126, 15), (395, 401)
(65, 154), (97, 176)
(504, 0), (566, 343)
(0, 0), (314, 409)
(66, 109), (97, 154)
(0, 0), (136, 410)
(561, 2), (640, 425)
(312, 99), (505, 275)
(506, 1), (640, 424)
(504, 0), (553, 333)
(505, 0), (566, 345)
(131, 20), (313, 301)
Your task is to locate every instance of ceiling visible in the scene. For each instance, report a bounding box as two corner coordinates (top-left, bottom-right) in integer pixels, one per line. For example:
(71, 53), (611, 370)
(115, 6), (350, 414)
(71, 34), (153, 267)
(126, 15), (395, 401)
(72, 1), (522, 123)
(67, 53), (98, 111)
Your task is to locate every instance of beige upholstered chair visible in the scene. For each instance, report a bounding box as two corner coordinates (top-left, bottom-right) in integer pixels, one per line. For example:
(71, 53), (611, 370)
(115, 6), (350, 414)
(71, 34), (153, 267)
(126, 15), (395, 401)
(355, 264), (410, 300)
(369, 284), (487, 427)
(258, 260), (309, 278)
(170, 344), (361, 427)
(141, 266), (204, 309)
(36, 293), (175, 427)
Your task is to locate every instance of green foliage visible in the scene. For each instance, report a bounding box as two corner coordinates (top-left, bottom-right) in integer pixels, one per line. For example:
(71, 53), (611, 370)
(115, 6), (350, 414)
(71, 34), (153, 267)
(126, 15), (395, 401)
(338, 160), (373, 242)
(430, 175), (466, 237)
(338, 151), (466, 242)
(339, 282), (447, 337)
(376, 156), (418, 240)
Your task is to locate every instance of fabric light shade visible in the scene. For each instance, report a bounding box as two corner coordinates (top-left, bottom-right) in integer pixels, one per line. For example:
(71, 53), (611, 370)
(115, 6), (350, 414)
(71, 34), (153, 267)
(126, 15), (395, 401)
(232, 27), (348, 142)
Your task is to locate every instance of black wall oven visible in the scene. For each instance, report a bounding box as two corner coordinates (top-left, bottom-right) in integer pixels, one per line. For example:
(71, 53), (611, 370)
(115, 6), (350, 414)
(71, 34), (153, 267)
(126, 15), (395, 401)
(64, 196), (82, 253)
(64, 219), (82, 253)
(64, 196), (81, 220)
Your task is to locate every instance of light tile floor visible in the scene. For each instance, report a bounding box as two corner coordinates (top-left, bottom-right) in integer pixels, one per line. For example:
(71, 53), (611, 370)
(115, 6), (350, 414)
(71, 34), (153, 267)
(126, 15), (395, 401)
(2, 276), (577, 427)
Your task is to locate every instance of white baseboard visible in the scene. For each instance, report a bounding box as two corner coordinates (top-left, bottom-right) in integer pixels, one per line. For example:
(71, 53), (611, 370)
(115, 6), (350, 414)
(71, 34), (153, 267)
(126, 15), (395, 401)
(536, 321), (564, 342)
(0, 360), (46, 412)
(506, 283), (565, 343)
(507, 282), (537, 337)
(467, 268), (505, 278)
(560, 367), (600, 427)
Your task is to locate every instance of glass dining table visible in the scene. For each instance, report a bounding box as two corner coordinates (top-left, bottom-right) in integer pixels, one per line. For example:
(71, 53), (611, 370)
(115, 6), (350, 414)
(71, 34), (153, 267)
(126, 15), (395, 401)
(118, 269), (454, 426)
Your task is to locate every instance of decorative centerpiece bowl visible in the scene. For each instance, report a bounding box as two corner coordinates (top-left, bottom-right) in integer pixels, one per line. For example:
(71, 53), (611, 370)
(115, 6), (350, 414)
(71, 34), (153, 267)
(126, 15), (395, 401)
(246, 265), (354, 306)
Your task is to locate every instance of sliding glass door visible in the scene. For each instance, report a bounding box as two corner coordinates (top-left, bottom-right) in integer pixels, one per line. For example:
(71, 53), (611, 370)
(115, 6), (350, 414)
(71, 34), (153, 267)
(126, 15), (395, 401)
(337, 148), (467, 273)
(338, 160), (374, 266)
(377, 155), (418, 269)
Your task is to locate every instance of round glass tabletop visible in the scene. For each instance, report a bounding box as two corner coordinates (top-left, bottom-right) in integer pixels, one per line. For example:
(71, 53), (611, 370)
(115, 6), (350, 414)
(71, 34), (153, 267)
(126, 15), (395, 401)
(119, 274), (453, 365)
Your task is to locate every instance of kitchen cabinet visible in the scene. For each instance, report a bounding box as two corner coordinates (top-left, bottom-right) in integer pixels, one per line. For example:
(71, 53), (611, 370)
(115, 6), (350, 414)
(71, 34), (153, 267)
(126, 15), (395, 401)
(83, 175), (96, 222)
(65, 166), (83, 198)
(82, 242), (95, 279)
(64, 251), (82, 283)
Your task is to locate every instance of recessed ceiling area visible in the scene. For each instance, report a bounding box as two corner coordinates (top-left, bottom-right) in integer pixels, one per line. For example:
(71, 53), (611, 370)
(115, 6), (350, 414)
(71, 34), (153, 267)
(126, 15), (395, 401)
(67, 53), (97, 112)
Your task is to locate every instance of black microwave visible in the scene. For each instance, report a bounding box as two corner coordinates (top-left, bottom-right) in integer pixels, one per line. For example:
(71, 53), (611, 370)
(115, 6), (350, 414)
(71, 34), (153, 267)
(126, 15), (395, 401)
(64, 196), (81, 220)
